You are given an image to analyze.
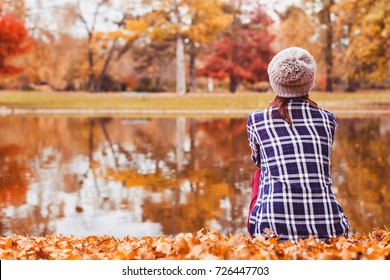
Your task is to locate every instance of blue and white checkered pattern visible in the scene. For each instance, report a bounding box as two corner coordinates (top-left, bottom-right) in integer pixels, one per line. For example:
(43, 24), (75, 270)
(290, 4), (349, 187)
(247, 98), (350, 242)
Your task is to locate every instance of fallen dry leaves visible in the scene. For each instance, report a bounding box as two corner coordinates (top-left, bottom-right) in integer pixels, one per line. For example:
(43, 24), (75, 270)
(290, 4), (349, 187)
(1, 229), (390, 260)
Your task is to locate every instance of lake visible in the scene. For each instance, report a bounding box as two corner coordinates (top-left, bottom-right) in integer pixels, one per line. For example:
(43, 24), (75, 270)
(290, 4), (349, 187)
(0, 115), (389, 237)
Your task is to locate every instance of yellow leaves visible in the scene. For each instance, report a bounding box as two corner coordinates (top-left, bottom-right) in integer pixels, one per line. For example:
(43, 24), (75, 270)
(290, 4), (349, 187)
(334, 0), (390, 82)
(4, 239), (15, 249)
(184, 0), (232, 43)
(109, 169), (179, 191)
(211, 183), (231, 197)
(122, 19), (152, 42)
(149, 26), (176, 41)
(1, 229), (390, 260)
(125, 19), (149, 34)
(382, 234), (390, 243)
(172, 233), (193, 255)
(122, 0), (231, 43)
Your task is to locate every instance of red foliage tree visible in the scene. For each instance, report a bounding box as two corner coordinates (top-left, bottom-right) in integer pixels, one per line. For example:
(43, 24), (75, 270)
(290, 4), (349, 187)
(198, 7), (275, 93)
(0, 14), (33, 75)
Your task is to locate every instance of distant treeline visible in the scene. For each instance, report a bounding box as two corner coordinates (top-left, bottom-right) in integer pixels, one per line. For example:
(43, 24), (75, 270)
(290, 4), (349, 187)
(0, 0), (389, 93)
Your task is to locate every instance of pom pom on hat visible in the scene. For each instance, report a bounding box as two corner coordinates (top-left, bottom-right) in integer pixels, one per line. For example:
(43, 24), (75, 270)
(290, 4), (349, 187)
(267, 47), (316, 98)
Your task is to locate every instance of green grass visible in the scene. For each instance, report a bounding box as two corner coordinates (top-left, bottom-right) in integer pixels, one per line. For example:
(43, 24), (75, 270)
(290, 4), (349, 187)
(0, 90), (389, 111)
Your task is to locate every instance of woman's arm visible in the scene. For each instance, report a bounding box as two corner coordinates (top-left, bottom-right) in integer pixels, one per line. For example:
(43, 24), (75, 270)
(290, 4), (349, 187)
(247, 114), (261, 168)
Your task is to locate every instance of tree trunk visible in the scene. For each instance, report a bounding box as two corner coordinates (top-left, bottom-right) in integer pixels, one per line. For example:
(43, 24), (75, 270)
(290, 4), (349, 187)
(176, 34), (186, 95)
(346, 77), (358, 92)
(324, 0), (334, 92)
(88, 119), (100, 196)
(189, 52), (197, 93)
(229, 70), (237, 93)
(87, 47), (96, 92)
(176, 117), (186, 172)
(155, 76), (161, 89)
(207, 77), (214, 92)
(99, 118), (119, 169)
(86, 28), (97, 92)
(96, 41), (116, 92)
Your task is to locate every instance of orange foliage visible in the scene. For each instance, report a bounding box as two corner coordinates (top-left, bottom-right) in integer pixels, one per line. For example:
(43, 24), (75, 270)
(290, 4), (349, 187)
(0, 145), (33, 206)
(0, 229), (389, 260)
(0, 13), (33, 75)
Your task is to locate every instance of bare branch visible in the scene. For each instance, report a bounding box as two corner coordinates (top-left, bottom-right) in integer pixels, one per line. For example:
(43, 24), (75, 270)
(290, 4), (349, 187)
(91, 1), (103, 32)
(76, 0), (90, 34)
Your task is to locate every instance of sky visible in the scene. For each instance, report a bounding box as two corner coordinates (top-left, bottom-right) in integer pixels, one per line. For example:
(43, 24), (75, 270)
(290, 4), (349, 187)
(24, 0), (302, 37)
(25, 0), (133, 36)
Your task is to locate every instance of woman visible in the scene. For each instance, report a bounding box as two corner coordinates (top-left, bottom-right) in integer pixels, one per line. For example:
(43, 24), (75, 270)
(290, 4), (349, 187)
(247, 47), (350, 242)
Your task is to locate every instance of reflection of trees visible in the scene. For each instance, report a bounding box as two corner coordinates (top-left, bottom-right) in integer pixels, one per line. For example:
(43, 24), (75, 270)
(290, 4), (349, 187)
(111, 118), (253, 235)
(190, 119), (254, 234)
(0, 116), (108, 235)
(0, 143), (62, 235)
(0, 145), (31, 207)
(332, 118), (390, 233)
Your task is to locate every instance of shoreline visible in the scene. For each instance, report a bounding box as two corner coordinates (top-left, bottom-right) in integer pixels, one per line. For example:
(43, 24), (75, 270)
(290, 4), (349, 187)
(1, 90), (390, 117)
(1, 107), (390, 117)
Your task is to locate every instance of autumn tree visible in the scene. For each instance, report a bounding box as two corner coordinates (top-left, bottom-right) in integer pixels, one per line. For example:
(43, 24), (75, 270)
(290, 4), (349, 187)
(0, 0), (25, 21)
(275, 5), (333, 90)
(320, 0), (335, 92)
(279, 1), (353, 91)
(2, 0), (116, 91)
(124, 0), (185, 94)
(12, 1), (93, 91)
(332, 0), (390, 88)
(0, 13), (32, 75)
(302, 0), (336, 92)
(131, 40), (175, 91)
(199, 5), (275, 93)
(330, 0), (357, 91)
(276, 0), (389, 91)
(124, 0), (231, 94)
(73, 0), (143, 92)
(75, 0), (116, 92)
(183, 0), (232, 93)
(276, 6), (317, 56)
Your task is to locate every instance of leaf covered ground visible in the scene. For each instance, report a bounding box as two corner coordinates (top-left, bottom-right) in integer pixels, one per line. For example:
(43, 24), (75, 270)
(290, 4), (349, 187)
(1, 229), (390, 260)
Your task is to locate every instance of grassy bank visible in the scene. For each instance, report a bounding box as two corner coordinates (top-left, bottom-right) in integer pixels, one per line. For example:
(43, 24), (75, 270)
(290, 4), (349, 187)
(0, 90), (390, 111)
(1, 229), (389, 260)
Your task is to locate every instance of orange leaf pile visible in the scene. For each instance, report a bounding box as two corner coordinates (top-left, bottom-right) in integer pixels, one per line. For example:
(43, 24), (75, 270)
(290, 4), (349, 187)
(1, 229), (389, 260)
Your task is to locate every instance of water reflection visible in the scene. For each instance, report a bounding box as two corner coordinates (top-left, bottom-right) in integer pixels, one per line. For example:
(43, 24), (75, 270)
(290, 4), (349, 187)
(0, 115), (389, 237)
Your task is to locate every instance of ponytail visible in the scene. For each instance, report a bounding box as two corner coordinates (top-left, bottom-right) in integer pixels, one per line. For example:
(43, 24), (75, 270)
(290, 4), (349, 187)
(269, 96), (319, 126)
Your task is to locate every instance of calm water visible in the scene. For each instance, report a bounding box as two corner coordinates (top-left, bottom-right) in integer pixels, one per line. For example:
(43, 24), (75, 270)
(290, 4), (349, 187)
(0, 115), (389, 237)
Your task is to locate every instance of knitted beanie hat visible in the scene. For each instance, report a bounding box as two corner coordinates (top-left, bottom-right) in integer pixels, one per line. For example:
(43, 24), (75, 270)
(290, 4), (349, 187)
(267, 47), (316, 98)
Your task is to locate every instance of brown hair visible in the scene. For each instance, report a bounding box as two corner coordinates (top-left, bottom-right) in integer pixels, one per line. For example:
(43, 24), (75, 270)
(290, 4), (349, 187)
(269, 96), (320, 126)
